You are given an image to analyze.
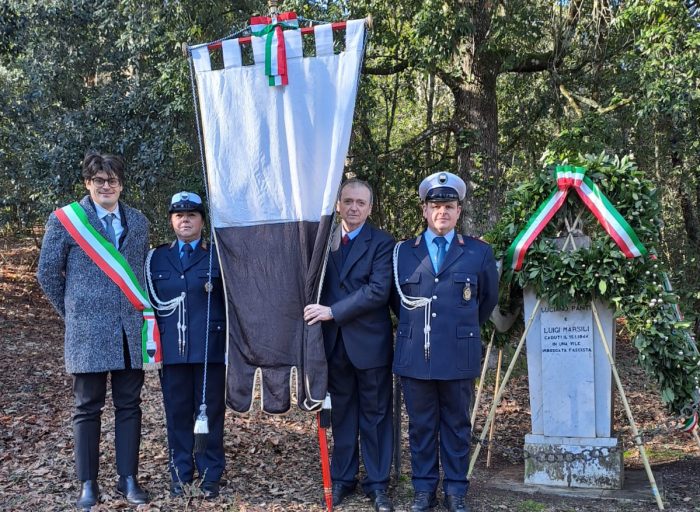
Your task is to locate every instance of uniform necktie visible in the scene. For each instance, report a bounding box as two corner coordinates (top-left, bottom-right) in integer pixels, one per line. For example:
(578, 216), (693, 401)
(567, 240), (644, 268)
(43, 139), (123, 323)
(103, 213), (117, 247)
(182, 243), (193, 264)
(433, 236), (447, 271)
(342, 234), (350, 245)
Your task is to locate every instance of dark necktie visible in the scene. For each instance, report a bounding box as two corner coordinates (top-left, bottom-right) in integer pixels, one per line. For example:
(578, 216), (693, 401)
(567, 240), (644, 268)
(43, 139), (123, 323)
(103, 213), (117, 247)
(433, 236), (447, 271)
(181, 243), (193, 265)
(342, 234), (350, 245)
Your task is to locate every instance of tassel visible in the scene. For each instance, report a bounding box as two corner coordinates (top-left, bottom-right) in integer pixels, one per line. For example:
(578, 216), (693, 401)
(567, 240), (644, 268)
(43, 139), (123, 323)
(193, 404), (209, 454)
(319, 393), (332, 429)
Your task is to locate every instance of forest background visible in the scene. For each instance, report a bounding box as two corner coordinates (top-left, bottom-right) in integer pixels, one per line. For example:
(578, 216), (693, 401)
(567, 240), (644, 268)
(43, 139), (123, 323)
(1, 0), (699, 335)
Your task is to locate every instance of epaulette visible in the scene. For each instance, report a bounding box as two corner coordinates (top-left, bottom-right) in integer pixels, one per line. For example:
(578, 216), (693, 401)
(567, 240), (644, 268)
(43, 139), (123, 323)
(465, 235), (490, 245)
(413, 235), (423, 247)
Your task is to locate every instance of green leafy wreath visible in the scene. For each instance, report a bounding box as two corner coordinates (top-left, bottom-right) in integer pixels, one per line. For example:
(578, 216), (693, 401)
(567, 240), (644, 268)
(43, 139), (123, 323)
(488, 151), (700, 421)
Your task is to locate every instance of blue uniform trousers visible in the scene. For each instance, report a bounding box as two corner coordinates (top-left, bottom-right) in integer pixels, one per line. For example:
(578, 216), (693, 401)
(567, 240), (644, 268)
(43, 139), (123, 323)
(328, 332), (393, 494)
(160, 363), (226, 483)
(401, 376), (473, 496)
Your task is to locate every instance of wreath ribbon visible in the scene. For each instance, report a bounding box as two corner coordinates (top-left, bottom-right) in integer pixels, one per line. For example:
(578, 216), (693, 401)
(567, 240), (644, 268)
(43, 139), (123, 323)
(250, 12), (299, 86)
(506, 165), (647, 270)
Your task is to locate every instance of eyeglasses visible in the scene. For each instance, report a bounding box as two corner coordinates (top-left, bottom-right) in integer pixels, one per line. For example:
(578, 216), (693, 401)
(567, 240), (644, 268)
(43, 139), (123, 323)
(91, 177), (120, 188)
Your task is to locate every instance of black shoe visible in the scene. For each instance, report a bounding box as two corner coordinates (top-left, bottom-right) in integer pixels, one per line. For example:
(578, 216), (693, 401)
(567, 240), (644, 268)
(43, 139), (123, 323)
(444, 494), (470, 512)
(170, 480), (190, 497)
(368, 489), (394, 512)
(411, 491), (438, 512)
(116, 475), (149, 505)
(76, 480), (99, 510)
(330, 483), (355, 507)
(201, 480), (220, 500)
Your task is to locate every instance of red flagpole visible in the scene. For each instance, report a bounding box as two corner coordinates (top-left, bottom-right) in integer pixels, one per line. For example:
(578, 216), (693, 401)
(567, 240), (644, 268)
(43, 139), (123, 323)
(317, 411), (333, 511)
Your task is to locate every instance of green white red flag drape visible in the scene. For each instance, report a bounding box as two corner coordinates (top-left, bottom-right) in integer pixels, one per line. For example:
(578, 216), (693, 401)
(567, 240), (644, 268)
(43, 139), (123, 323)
(55, 202), (162, 370)
(250, 12), (299, 86)
(506, 165), (647, 271)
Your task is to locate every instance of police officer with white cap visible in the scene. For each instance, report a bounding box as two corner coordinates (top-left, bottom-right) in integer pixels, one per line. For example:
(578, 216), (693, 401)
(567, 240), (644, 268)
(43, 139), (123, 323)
(392, 172), (499, 512)
(146, 192), (227, 499)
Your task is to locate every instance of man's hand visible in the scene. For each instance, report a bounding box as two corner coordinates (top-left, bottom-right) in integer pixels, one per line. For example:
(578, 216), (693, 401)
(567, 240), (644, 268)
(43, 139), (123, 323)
(304, 304), (333, 325)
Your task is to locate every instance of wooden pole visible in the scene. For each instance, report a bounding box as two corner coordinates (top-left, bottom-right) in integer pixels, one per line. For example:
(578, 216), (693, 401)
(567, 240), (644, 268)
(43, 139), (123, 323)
(693, 429), (700, 452)
(591, 301), (664, 510)
(471, 330), (495, 427)
(317, 412), (333, 511)
(468, 298), (541, 477)
(486, 348), (503, 468)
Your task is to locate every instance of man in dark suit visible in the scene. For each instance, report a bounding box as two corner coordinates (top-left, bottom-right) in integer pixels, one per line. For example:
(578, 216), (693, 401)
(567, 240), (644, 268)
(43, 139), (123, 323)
(392, 172), (499, 512)
(146, 192), (227, 499)
(304, 179), (395, 512)
(37, 151), (150, 509)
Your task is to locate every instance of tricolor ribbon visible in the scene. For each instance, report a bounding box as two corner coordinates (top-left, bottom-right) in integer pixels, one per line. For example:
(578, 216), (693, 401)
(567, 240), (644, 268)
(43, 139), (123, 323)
(506, 165), (647, 270)
(250, 12), (299, 86)
(55, 202), (162, 370)
(680, 411), (698, 433)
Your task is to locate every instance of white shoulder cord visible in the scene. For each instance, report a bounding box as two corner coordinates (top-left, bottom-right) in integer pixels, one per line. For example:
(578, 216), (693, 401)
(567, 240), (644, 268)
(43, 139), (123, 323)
(145, 248), (187, 355)
(392, 240), (433, 360)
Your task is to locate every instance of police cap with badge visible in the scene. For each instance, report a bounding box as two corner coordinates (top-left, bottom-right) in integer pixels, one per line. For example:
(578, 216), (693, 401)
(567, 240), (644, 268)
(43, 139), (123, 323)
(418, 171), (466, 203)
(169, 191), (206, 216)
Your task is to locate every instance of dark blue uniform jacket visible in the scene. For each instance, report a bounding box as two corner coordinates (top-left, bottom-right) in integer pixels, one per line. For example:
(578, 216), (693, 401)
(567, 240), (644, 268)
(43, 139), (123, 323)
(149, 241), (226, 365)
(392, 232), (499, 380)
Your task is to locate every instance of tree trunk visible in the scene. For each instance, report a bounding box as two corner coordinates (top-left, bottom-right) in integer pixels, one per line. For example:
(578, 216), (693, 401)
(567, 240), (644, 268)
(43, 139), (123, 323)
(453, 57), (502, 236)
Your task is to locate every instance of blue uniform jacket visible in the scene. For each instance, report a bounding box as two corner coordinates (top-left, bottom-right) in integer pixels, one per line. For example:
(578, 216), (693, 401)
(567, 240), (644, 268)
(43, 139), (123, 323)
(148, 241), (227, 365)
(392, 232), (499, 380)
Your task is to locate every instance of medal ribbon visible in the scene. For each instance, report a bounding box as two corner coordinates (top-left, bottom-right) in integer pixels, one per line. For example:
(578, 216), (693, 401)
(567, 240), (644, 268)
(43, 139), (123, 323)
(250, 12), (299, 86)
(55, 202), (162, 370)
(506, 165), (647, 270)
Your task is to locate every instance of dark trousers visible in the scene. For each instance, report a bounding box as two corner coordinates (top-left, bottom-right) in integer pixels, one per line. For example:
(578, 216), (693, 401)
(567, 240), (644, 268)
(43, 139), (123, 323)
(328, 332), (393, 494)
(160, 363), (226, 483)
(72, 369), (145, 481)
(401, 377), (473, 497)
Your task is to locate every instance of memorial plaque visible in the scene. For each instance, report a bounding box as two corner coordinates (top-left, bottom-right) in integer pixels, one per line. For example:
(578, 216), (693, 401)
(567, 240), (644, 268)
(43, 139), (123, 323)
(540, 303), (595, 437)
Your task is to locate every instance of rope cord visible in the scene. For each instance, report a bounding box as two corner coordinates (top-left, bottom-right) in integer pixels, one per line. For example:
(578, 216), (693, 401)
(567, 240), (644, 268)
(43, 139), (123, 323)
(145, 248), (187, 354)
(392, 241), (433, 360)
(187, 51), (214, 414)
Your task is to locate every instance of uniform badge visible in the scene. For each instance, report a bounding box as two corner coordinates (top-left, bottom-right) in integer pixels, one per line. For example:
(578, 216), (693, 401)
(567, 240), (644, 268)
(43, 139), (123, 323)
(463, 284), (472, 301)
(204, 282), (213, 293)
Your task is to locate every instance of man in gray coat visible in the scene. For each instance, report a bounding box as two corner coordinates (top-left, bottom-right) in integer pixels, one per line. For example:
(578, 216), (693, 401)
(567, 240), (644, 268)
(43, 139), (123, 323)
(37, 151), (150, 510)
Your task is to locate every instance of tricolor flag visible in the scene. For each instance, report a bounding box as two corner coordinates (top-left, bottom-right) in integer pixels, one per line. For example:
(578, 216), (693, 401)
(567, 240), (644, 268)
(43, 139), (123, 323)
(190, 18), (366, 413)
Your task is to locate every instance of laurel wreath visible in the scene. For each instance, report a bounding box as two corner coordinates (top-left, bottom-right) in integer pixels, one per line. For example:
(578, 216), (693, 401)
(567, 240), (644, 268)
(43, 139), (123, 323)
(487, 151), (700, 419)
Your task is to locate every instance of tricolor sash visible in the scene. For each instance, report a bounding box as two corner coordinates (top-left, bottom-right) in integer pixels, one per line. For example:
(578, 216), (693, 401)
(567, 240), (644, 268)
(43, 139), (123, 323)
(55, 202), (162, 370)
(506, 165), (647, 270)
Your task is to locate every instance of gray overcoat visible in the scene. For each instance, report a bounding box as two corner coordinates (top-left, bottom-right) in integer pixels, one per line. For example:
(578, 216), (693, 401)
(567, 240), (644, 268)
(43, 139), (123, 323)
(37, 195), (150, 374)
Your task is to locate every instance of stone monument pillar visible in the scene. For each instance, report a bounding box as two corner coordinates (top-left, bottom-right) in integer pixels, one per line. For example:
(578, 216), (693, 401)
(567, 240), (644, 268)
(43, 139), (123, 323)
(523, 286), (623, 489)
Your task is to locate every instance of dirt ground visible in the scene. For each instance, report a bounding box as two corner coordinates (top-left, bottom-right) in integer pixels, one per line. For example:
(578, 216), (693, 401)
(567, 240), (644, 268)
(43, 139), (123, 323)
(1, 236), (699, 512)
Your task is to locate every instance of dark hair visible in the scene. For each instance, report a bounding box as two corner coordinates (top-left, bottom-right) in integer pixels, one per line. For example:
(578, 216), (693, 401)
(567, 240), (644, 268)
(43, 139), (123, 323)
(81, 150), (126, 183)
(337, 178), (374, 205)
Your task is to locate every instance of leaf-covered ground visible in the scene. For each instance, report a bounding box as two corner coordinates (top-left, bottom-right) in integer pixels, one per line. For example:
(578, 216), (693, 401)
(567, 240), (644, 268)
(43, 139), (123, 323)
(1, 236), (699, 512)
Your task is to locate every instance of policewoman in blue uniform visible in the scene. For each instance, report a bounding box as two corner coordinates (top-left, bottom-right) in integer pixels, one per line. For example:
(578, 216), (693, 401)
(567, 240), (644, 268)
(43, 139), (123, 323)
(392, 172), (499, 512)
(146, 192), (226, 499)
